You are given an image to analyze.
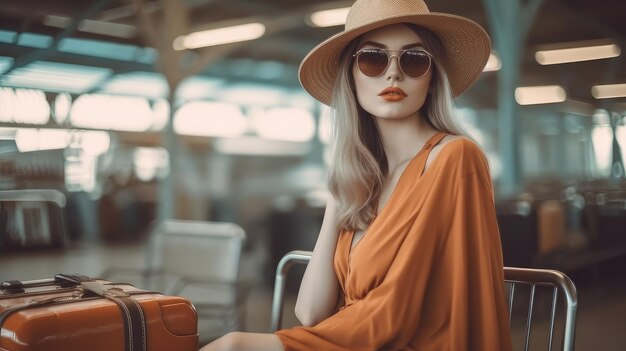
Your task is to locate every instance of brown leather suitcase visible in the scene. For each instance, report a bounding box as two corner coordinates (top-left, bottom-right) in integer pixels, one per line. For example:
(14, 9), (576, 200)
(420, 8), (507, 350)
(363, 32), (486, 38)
(0, 274), (198, 351)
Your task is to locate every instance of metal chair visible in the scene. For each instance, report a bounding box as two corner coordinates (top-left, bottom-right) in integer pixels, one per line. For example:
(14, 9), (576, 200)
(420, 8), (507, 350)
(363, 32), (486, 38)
(505, 267), (577, 351)
(270, 250), (578, 351)
(103, 219), (247, 342)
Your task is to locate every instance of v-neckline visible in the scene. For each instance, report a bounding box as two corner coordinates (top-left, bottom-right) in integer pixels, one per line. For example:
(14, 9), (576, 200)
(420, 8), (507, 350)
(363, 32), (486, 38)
(348, 131), (447, 260)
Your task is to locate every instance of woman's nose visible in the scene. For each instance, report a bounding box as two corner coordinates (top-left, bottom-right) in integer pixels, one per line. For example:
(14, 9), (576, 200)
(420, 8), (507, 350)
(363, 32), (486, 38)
(386, 55), (403, 81)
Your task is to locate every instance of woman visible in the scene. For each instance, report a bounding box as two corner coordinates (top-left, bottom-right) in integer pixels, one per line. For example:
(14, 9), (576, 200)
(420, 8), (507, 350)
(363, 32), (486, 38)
(201, 0), (512, 350)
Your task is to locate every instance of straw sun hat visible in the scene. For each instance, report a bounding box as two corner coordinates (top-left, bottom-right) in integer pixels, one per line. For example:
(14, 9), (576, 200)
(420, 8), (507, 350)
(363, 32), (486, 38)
(299, 0), (491, 105)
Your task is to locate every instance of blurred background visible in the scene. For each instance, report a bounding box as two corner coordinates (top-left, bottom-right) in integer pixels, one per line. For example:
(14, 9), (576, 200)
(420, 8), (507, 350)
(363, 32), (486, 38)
(0, 0), (625, 349)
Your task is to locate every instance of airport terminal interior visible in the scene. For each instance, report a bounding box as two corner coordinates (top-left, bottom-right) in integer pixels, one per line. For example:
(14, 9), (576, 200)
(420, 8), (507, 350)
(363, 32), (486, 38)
(0, 0), (625, 349)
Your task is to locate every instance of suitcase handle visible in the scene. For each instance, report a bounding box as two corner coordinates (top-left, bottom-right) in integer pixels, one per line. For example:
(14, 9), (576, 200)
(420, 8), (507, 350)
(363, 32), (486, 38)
(1, 274), (92, 294)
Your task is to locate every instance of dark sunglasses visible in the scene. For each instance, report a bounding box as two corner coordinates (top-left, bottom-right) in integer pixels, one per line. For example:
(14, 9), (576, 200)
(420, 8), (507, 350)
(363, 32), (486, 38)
(352, 48), (433, 78)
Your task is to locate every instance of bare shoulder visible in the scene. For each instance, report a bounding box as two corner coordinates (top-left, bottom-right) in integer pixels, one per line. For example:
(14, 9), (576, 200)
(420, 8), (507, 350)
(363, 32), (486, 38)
(425, 134), (477, 170)
(436, 134), (468, 149)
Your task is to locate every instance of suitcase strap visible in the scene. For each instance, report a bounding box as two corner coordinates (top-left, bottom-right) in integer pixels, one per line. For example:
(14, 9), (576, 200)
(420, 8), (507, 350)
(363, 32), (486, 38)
(82, 281), (147, 351)
(0, 278), (147, 351)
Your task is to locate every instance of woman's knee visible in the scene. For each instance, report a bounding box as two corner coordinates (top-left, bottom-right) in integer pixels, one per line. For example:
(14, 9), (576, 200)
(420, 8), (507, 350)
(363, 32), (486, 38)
(203, 331), (283, 351)
(221, 332), (245, 350)
(201, 332), (239, 351)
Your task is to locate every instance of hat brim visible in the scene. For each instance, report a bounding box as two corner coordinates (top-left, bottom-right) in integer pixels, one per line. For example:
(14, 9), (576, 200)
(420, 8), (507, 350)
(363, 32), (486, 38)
(299, 13), (491, 105)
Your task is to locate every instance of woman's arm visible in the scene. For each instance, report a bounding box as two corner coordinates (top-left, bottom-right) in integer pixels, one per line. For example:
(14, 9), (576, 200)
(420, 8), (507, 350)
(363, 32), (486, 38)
(294, 197), (341, 326)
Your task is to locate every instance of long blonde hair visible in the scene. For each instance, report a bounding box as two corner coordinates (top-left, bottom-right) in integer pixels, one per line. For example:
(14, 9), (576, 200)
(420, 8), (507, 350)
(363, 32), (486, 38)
(328, 24), (471, 231)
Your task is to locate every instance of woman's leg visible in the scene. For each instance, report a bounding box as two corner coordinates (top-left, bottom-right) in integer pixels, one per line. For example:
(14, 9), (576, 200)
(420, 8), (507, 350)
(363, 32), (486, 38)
(199, 332), (284, 351)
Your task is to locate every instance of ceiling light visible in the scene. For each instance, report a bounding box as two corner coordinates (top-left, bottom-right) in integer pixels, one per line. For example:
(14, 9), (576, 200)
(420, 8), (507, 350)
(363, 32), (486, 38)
(15, 128), (71, 152)
(173, 23), (265, 50)
(100, 72), (168, 99)
(0, 88), (50, 125)
(252, 107), (316, 142)
(218, 84), (286, 107)
(79, 20), (135, 39)
(44, 15), (136, 39)
(174, 101), (247, 137)
(2, 61), (111, 94)
(515, 85), (566, 105)
(80, 131), (111, 156)
(214, 137), (311, 156)
(71, 94), (154, 131)
(535, 43), (620, 65)
(177, 76), (225, 101)
(483, 52), (501, 72)
(53, 93), (72, 125)
(309, 7), (350, 27)
(591, 83), (626, 99)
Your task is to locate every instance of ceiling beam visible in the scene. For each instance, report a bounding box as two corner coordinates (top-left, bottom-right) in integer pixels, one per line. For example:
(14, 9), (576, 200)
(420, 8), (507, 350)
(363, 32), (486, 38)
(0, 42), (153, 73)
(0, 0), (114, 81)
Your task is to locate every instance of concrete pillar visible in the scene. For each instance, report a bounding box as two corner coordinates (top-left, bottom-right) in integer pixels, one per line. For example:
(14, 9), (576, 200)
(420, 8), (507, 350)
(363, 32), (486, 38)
(482, 0), (543, 196)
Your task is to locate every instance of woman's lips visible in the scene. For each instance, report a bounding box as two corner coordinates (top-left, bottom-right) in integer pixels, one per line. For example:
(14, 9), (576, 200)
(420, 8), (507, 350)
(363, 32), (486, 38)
(378, 87), (407, 101)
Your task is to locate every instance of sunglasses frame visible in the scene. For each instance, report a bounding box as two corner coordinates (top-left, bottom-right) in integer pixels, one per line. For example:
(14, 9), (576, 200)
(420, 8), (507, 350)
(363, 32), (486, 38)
(352, 47), (433, 78)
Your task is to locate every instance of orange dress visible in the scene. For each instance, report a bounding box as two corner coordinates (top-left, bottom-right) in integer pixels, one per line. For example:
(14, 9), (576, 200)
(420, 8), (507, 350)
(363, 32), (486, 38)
(275, 132), (513, 351)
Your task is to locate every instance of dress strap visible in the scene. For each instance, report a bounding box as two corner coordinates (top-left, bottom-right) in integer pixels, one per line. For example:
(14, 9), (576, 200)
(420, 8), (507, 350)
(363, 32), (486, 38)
(417, 131), (448, 177)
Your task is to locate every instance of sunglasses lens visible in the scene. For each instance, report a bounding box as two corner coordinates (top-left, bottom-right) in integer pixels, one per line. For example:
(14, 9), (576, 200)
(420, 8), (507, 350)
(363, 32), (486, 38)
(400, 50), (431, 77)
(357, 50), (389, 77)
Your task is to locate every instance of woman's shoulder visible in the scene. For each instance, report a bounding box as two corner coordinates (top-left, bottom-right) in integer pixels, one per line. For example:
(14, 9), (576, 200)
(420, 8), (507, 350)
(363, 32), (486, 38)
(426, 134), (489, 173)
(440, 134), (484, 156)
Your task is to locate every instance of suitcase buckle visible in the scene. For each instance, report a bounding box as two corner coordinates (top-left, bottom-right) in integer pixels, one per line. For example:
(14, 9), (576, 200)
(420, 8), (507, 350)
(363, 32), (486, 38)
(104, 288), (130, 299)
(82, 282), (130, 299)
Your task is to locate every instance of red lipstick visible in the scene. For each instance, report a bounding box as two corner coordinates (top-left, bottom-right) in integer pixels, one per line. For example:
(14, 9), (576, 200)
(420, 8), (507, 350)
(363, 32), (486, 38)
(378, 87), (407, 101)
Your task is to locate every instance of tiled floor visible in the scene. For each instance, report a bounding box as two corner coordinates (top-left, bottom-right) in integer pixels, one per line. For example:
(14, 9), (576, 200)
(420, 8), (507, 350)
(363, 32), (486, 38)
(1, 240), (625, 350)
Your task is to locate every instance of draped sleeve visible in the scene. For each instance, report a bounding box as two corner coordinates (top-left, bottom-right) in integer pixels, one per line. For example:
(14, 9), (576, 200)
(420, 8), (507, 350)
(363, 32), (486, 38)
(275, 139), (512, 351)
